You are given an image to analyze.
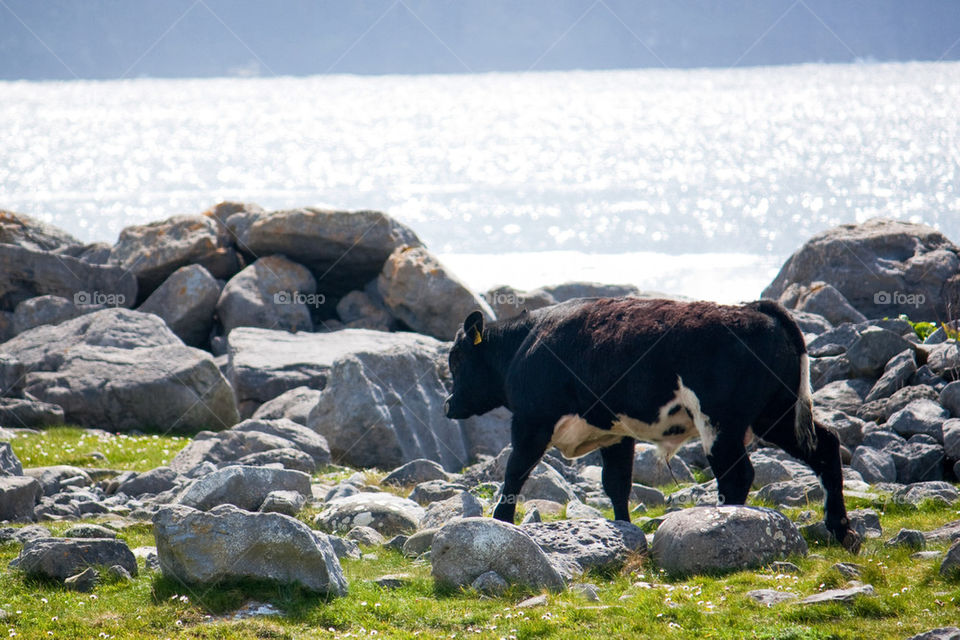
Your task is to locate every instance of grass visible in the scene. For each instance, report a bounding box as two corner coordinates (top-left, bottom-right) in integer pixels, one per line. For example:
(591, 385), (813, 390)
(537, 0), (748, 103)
(3, 427), (960, 638)
(8, 426), (189, 472)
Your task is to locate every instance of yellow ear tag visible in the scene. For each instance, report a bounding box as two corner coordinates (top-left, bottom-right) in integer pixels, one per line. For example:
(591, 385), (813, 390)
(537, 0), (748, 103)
(472, 329), (483, 345)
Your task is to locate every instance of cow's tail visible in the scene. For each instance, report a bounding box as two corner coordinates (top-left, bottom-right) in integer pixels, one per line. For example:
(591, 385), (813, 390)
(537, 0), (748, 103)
(751, 300), (817, 456)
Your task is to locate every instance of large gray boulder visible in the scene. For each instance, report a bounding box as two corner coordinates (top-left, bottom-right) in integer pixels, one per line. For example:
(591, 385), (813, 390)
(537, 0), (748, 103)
(217, 255), (317, 335)
(177, 465), (311, 511)
(813, 379), (872, 415)
(138, 264), (221, 347)
(928, 342), (960, 382)
(0, 443), (23, 476)
(315, 492), (425, 537)
(0, 209), (80, 252)
(0, 244), (136, 312)
(850, 446), (897, 484)
(153, 504), (347, 595)
(0, 476), (42, 521)
(418, 491), (484, 529)
(251, 386), (322, 426)
(9, 537), (137, 580)
(110, 214), (239, 300)
(520, 518), (647, 580)
(0, 398), (65, 428)
(762, 219), (960, 320)
(846, 327), (916, 378)
(864, 349), (917, 403)
(377, 246), (495, 341)
(650, 506), (808, 576)
(230, 418), (331, 466)
(222, 206), (420, 298)
(778, 282), (866, 326)
(431, 518), (565, 591)
(886, 399), (948, 441)
(889, 437), (945, 483)
(12, 295), (88, 335)
(305, 331), (470, 471)
(23, 343), (238, 433)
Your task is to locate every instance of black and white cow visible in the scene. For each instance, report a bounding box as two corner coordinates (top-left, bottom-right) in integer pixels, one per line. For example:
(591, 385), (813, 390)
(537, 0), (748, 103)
(444, 297), (860, 552)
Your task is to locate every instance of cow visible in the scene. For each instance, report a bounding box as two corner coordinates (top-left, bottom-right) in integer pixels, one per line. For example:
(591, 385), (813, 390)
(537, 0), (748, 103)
(444, 297), (860, 553)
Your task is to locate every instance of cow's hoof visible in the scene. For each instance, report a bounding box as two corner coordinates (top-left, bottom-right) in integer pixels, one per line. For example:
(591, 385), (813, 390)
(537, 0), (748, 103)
(840, 529), (862, 554)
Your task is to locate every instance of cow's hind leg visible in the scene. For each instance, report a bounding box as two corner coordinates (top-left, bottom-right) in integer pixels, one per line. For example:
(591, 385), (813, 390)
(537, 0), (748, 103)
(600, 437), (635, 521)
(707, 429), (754, 506)
(759, 416), (860, 554)
(493, 417), (553, 524)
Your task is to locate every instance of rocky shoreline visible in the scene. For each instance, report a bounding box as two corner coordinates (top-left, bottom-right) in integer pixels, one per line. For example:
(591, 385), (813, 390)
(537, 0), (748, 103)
(2, 205), (960, 632)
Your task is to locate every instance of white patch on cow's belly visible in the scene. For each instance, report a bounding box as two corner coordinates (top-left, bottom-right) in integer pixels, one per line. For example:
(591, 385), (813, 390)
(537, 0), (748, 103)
(548, 376), (715, 460)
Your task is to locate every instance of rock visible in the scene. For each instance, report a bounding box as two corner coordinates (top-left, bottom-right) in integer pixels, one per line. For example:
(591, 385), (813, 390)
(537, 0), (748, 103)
(850, 446), (897, 484)
(419, 492), (484, 529)
(0, 476), (42, 521)
(110, 214), (238, 300)
(631, 484), (666, 507)
(565, 500), (604, 519)
(335, 290), (394, 331)
(885, 528), (925, 549)
(304, 331), (471, 471)
(0, 209), (80, 252)
(906, 628), (960, 640)
(520, 507), (542, 524)
(402, 529), (437, 557)
(234, 448), (317, 474)
(755, 480), (824, 507)
(62, 524), (117, 539)
(251, 386), (322, 426)
(471, 570), (509, 595)
(789, 310), (833, 335)
(258, 490), (306, 517)
(859, 384), (941, 423)
(941, 382), (960, 418)
(171, 429), (298, 474)
(813, 408), (866, 449)
(374, 573), (413, 589)
(798, 582), (874, 605)
(864, 349), (917, 403)
(541, 282), (640, 302)
(430, 518), (565, 591)
(845, 327), (916, 378)
(12, 295), (86, 334)
(0, 525), (50, 544)
(223, 207), (420, 299)
(0, 312), (12, 343)
(832, 561), (862, 579)
(0, 244), (136, 312)
(632, 443), (695, 486)
(807, 324), (860, 358)
(784, 282), (867, 326)
(650, 506), (807, 576)
(22, 465), (91, 495)
(813, 379), (872, 416)
(227, 326), (441, 418)
(570, 583), (600, 601)
(482, 286), (556, 321)
(9, 537), (137, 580)
(940, 540), (960, 578)
(346, 526), (386, 546)
(64, 567), (99, 592)
(913, 365), (948, 389)
(763, 218), (960, 319)
(515, 594), (549, 608)
(116, 467), (179, 497)
(809, 355), (853, 389)
(460, 407), (513, 459)
(138, 265), (221, 347)
(106, 564), (133, 582)
(230, 418), (331, 467)
(382, 459), (451, 487)
(513, 463), (579, 504)
(0, 398), (65, 428)
(0, 443), (22, 477)
(746, 589), (799, 606)
(23, 342), (239, 433)
(177, 465), (311, 512)
(928, 342), (960, 381)
(666, 482), (720, 508)
(377, 246), (495, 341)
(944, 419), (960, 459)
(217, 255), (317, 335)
(316, 492), (425, 537)
(889, 439), (945, 483)
(892, 481), (959, 507)
(408, 480), (468, 506)
(153, 504), (346, 595)
(886, 399), (948, 441)
(749, 452), (796, 488)
(326, 535), (361, 560)
(521, 518), (647, 580)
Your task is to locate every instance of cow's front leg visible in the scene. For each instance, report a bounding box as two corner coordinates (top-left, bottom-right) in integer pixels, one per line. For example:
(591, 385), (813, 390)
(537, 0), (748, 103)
(493, 418), (553, 523)
(600, 437), (635, 521)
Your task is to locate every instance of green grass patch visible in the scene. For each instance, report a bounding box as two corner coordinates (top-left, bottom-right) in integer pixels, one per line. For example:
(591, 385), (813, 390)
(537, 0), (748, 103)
(9, 426), (188, 472)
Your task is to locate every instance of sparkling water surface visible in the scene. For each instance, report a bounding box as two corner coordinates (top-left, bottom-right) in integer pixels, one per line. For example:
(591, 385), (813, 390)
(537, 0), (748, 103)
(1, 62), (958, 301)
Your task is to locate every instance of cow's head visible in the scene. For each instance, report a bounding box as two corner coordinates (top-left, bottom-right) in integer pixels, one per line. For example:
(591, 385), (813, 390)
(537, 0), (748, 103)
(444, 310), (501, 419)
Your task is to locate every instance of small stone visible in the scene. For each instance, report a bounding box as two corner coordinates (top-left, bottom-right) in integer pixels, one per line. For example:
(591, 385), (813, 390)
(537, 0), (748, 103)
(402, 529), (438, 557)
(471, 570), (509, 596)
(940, 540), (960, 578)
(64, 567), (99, 592)
(520, 507), (542, 524)
(515, 594), (548, 608)
(831, 562), (862, 579)
(885, 528), (926, 550)
(347, 526), (386, 547)
(746, 589), (799, 606)
(62, 524), (117, 539)
(106, 564), (133, 582)
(798, 582), (874, 605)
(565, 500), (603, 520)
(375, 573), (413, 589)
(570, 583), (600, 601)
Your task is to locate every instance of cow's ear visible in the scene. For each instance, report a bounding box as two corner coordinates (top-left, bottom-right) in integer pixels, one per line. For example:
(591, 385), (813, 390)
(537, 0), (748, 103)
(464, 310), (484, 346)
